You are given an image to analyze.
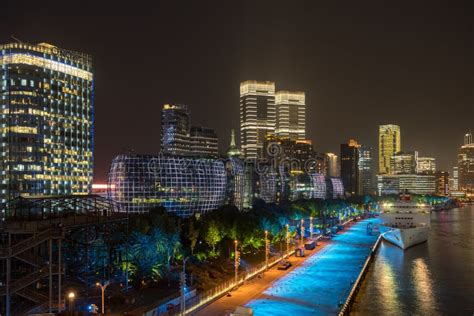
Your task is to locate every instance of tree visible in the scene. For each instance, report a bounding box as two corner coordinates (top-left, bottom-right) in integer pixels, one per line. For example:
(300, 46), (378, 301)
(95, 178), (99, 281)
(204, 221), (222, 255)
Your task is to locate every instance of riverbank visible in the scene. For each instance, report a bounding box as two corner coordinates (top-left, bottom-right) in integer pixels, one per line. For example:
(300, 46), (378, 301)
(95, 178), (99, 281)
(192, 218), (379, 315)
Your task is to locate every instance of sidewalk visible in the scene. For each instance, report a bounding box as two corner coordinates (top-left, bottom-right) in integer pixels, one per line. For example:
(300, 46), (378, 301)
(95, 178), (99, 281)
(192, 227), (350, 315)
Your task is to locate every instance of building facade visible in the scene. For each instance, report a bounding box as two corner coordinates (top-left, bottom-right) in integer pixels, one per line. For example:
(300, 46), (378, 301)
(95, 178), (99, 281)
(190, 126), (218, 157)
(379, 124), (401, 174)
(358, 146), (373, 195)
(0, 42), (94, 207)
(416, 157), (436, 175)
(390, 151), (417, 175)
(275, 91), (305, 141)
(240, 80), (276, 159)
(324, 153), (339, 177)
(340, 139), (360, 195)
(107, 155), (227, 217)
(435, 171), (449, 196)
(458, 138), (474, 195)
(377, 174), (436, 195)
(161, 103), (191, 155)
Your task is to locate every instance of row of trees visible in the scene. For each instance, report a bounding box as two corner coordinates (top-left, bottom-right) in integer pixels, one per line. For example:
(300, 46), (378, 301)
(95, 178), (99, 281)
(67, 197), (371, 288)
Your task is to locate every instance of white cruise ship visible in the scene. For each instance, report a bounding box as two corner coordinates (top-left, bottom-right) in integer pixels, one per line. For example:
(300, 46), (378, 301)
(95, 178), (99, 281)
(379, 193), (431, 249)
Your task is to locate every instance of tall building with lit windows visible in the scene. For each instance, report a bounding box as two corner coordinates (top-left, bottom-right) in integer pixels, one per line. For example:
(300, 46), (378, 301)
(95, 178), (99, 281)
(240, 80), (275, 159)
(161, 103), (191, 155)
(0, 42), (94, 207)
(379, 124), (401, 174)
(458, 131), (474, 195)
(275, 91), (305, 141)
(340, 139), (361, 195)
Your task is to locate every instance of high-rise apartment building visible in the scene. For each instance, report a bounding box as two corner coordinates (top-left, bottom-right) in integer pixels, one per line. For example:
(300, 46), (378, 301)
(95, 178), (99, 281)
(340, 139), (360, 195)
(450, 166), (459, 191)
(0, 42), (94, 206)
(358, 146), (373, 195)
(240, 80), (276, 159)
(379, 124), (401, 174)
(390, 151), (417, 175)
(161, 103), (191, 155)
(190, 126), (218, 157)
(275, 91), (305, 141)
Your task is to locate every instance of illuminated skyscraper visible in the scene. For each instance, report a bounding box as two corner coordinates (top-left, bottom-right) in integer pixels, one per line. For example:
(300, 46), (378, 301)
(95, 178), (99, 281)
(226, 129), (241, 157)
(458, 132), (474, 195)
(275, 91), (305, 141)
(161, 103), (190, 155)
(358, 146), (373, 195)
(435, 171), (449, 196)
(0, 42), (94, 206)
(324, 153), (339, 177)
(340, 139), (360, 195)
(379, 124), (401, 174)
(190, 126), (218, 157)
(240, 80), (275, 159)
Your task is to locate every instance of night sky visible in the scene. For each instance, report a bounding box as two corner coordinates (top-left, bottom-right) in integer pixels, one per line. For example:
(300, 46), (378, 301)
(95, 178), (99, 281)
(2, 1), (473, 182)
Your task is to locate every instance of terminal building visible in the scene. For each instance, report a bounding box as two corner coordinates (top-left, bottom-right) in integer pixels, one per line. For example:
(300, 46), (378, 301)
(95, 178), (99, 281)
(377, 174), (436, 195)
(0, 42), (94, 208)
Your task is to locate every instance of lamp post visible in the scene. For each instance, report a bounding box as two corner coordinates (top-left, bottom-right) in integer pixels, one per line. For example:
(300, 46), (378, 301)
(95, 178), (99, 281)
(309, 216), (313, 239)
(180, 256), (190, 316)
(264, 230), (269, 270)
(286, 224), (289, 256)
(234, 240), (239, 284)
(300, 219), (305, 248)
(96, 281), (110, 314)
(67, 291), (75, 313)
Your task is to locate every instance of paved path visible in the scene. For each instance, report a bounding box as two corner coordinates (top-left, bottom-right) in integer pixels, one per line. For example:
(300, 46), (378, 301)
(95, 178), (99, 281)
(193, 220), (366, 316)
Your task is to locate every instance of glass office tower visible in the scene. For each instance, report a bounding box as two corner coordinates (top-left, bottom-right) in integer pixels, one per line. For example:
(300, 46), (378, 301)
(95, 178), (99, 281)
(0, 42), (94, 207)
(240, 80), (275, 159)
(379, 124), (401, 174)
(275, 91), (306, 141)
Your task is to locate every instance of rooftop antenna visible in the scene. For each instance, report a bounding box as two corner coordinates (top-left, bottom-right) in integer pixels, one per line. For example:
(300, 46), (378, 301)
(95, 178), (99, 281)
(11, 35), (23, 44)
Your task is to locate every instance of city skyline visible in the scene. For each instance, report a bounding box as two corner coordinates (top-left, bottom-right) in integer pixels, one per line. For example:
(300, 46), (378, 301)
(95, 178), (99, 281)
(3, 1), (472, 182)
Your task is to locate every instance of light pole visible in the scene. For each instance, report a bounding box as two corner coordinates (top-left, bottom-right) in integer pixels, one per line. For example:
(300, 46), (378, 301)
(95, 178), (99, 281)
(264, 230), (269, 270)
(300, 219), (305, 248)
(309, 216), (313, 239)
(234, 240), (240, 284)
(67, 291), (75, 313)
(180, 256), (190, 316)
(96, 281), (110, 314)
(286, 224), (289, 256)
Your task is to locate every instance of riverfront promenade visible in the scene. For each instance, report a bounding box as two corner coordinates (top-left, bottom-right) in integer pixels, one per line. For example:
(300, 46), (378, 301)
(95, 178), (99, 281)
(193, 218), (379, 316)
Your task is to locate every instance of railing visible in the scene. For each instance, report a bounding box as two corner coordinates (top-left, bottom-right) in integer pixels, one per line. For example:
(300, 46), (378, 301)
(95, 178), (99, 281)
(338, 235), (382, 316)
(0, 264), (62, 296)
(0, 229), (63, 258)
(184, 252), (289, 315)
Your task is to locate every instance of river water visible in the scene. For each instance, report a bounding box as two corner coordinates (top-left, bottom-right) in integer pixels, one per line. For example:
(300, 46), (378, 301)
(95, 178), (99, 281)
(352, 205), (474, 315)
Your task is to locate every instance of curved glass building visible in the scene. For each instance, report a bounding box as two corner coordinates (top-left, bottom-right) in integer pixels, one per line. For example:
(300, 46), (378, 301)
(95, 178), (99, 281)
(107, 155), (227, 217)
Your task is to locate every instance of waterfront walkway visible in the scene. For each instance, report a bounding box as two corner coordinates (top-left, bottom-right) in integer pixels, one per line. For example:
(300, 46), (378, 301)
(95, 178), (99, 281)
(193, 218), (379, 316)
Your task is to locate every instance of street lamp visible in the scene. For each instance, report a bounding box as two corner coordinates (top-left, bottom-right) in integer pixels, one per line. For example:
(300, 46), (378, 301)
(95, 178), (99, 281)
(67, 291), (76, 312)
(234, 240), (239, 284)
(286, 224), (289, 256)
(96, 281), (110, 314)
(264, 230), (269, 270)
(180, 256), (190, 316)
(300, 219), (305, 247)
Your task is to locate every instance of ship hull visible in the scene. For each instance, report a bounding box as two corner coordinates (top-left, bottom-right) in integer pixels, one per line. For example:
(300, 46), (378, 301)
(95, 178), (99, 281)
(380, 225), (429, 249)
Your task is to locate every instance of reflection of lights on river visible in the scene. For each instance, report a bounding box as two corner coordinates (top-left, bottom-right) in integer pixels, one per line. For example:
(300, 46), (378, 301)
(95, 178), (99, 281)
(377, 244), (398, 312)
(412, 258), (437, 314)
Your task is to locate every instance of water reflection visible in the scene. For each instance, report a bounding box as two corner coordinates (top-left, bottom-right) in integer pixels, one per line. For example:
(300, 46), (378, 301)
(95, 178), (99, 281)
(412, 258), (437, 314)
